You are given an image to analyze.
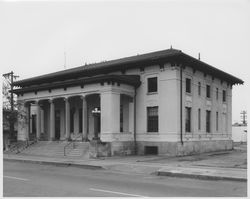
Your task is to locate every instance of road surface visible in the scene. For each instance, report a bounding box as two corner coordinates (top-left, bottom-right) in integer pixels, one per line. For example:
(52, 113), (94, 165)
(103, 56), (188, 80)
(3, 161), (247, 197)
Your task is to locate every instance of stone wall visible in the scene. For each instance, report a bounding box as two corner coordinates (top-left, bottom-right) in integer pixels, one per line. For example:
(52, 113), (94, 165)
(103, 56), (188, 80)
(137, 140), (233, 156)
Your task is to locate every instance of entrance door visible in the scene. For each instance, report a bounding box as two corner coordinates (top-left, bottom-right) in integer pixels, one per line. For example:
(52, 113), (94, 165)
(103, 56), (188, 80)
(55, 110), (60, 140)
(30, 114), (36, 140)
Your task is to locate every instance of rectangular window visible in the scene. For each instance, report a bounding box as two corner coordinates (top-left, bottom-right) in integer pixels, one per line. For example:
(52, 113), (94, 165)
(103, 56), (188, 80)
(206, 85), (210, 98)
(186, 78), (191, 93)
(120, 105), (123, 132)
(198, 82), (201, 96)
(198, 108), (201, 130)
(216, 111), (219, 131)
(185, 107), (191, 132)
(206, 110), (211, 133)
(148, 77), (157, 93)
(216, 88), (219, 100)
(223, 90), (226, 102)
(147, 106), (158, 132)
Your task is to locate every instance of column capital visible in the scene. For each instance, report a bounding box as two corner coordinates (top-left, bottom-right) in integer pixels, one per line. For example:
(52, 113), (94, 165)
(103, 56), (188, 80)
(63, 97), (69, 102)
(49, 98), (54, 103)
(80, 95), (86, 100)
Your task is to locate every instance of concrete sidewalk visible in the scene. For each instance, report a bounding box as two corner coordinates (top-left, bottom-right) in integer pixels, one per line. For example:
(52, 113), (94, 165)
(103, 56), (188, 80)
(3, 153), (247, 182)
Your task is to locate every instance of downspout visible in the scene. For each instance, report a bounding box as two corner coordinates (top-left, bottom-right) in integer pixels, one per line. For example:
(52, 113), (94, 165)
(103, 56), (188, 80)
(133, 86), (137, 154)
(180, 65), (183, 145)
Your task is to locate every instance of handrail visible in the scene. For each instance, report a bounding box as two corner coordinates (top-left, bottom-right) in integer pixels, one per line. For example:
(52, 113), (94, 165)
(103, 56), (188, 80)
(64, 134), (82, 156)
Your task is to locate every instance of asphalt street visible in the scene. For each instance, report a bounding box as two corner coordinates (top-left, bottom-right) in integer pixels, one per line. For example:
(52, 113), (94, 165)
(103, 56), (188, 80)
(3, 161), (247, 197)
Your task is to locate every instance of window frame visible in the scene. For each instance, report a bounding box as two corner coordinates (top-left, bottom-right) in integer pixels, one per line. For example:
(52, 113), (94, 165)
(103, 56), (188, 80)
(198, 108), (201, 130)
(206, 110), (211, 133)
(147, 106), (159, 132)
(216, 111), (219, 131)
(206, 85), (211, 98)
(147, 77), (158, 93)
(185, 107), (191, 133)
(223, 90), (226, 102)
(186, 78), (191, 93)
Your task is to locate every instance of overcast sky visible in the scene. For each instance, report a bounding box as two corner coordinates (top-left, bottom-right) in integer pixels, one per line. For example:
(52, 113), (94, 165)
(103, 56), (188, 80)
(1, 0), (249, 123)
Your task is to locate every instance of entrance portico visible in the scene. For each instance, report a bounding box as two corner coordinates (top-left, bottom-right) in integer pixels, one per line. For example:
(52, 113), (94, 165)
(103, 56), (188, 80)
(16, 75), (140, 153)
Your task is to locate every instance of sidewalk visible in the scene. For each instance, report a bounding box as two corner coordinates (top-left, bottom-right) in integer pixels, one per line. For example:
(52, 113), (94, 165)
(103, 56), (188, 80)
(3, 151), (247, 182)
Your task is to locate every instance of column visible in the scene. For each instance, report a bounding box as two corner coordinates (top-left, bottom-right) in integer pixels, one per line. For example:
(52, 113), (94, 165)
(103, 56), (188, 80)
(100, 91), (120, 142)
(128, 98), (134, 133)
(81, 95), (88, 141)
(65, 97), (70, 139)
(27, 103), (31, 140)
(74, 108), (79, 135)
(36, 101), (41, 139)
(49, 99), (55, 140)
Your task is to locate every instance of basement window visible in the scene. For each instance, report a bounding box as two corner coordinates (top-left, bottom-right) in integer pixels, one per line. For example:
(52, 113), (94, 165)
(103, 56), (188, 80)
(145, 146), (158, 155)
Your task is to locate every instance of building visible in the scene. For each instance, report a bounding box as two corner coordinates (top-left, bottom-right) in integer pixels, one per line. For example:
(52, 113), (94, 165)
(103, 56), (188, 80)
(232, 124), (247, 143)
(12, 48), (243, 156)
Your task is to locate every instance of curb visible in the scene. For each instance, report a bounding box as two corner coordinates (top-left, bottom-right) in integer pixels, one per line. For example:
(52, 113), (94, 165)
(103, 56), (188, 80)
(4, 158), (104, 170)
(156, 171), (247, 182)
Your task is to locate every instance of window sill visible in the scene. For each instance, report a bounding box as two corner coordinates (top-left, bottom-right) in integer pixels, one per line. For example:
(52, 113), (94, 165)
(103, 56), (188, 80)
(147, 92), (158, 95)
(147, 132), (159, 134)
(185, 92), (192, 96)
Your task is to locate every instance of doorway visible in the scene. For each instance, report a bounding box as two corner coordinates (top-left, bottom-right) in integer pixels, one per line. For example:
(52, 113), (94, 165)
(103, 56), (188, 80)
(55, 110), (60, 140)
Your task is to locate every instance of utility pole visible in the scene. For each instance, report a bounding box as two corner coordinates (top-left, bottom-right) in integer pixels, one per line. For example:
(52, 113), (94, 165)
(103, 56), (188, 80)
(3, 71), (19, 141)
(240, 111), (247, 125)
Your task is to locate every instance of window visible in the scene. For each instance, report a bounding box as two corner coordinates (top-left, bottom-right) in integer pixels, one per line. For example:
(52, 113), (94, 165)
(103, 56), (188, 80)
(198, 108), (201, 130)
(186, 78), (191, 93)
(206, 110), (211, 133)
(216, 111), (219, 131)
(147, 107), (158, 132)
(198, 82), (201, 96)
(206, 85), (210, 98)
(216, 88), (219, 100)
(223, 90), (226, 102)
(185, 107), (191, 132)
(148, 77), (157, 93)
(120, 105), (123, 132)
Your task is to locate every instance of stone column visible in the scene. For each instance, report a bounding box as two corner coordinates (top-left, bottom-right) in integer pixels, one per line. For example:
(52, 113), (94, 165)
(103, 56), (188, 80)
(36, 101), (41, 140)
(49, 99), (55, 140)
(65, 97), (70, 139)
(128, 98), (134, 133)
(81, 95), (88, 141)
(100, 91), (120, 142)
(27, 103), (31, 140)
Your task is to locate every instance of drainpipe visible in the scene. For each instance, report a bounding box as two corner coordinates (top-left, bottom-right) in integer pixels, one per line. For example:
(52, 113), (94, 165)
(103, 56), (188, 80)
(180, 65), (183, 145)
(133, 86), (137, 154)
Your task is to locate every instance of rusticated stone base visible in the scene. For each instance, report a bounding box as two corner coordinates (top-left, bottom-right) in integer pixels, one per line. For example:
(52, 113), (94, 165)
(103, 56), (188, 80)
(137, 140), (233, 156)
(89, 140), (135, 157)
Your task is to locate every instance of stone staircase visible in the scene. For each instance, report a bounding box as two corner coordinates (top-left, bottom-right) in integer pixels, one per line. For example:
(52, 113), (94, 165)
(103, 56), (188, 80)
(19, 141), (90, 158)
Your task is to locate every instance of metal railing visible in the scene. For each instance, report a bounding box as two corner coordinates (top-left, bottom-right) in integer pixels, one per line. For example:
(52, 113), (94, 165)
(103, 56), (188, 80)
(63, 134), (82, 156)
(7, 138), (38, 154)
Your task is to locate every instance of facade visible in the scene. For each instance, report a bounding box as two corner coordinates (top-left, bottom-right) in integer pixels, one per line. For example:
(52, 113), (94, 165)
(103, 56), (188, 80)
(232, 124), (247, 143)
(13, 48), (243, 156)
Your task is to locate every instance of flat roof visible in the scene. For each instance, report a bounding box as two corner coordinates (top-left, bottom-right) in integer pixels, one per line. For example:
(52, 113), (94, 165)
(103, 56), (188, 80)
(13, 48), (244, 87)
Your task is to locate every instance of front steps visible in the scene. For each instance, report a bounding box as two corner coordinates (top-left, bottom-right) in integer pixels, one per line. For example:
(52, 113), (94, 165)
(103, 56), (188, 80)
(18, 141), (90, 158)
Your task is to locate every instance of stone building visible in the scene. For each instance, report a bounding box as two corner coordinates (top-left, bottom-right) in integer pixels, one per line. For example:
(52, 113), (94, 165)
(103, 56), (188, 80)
(13, 48), (243, 156)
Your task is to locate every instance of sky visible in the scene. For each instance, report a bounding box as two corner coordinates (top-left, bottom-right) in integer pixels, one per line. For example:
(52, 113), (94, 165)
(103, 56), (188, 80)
(0, 0), (249, 123)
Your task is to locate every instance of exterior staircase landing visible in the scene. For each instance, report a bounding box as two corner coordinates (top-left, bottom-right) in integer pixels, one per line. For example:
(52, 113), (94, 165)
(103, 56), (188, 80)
(19, 141), (90, 158)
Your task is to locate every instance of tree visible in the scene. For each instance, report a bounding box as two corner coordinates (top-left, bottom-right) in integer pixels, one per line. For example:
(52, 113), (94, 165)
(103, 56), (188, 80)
(2, 73), (19, 141)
